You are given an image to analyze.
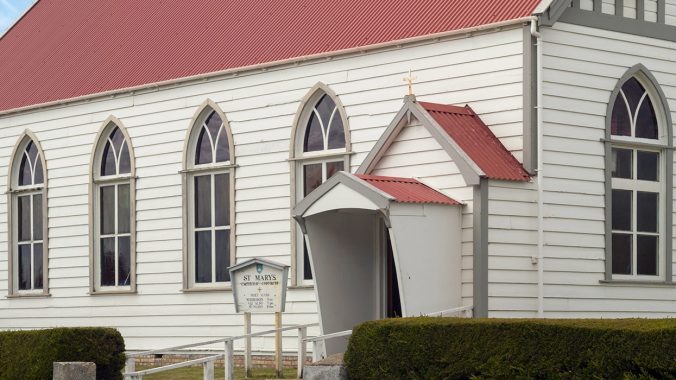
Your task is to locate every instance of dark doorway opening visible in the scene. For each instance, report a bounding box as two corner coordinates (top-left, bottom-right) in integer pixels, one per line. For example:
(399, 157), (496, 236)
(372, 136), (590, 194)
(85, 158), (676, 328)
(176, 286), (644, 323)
(385, 230), (402, 318)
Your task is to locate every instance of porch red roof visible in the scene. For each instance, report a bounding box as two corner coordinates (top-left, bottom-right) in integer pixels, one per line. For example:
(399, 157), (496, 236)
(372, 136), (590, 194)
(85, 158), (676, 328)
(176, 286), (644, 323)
(419, 102), (531, 182)
(0, 0), (540, 113)
(355, 175), (460, 206)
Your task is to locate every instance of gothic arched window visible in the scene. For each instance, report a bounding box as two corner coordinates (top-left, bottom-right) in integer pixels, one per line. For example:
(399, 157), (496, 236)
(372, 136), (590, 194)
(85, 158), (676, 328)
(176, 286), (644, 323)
(607, 68), (672, 281)
(183, 103), (235, 289)
(8, 133), (48, 295)
(91, 121), (135, 292)
(291, 84), (350, 283)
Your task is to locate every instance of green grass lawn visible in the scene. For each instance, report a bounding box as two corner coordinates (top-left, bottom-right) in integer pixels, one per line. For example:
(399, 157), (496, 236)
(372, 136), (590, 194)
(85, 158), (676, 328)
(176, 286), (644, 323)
(136, 365), (298, 380)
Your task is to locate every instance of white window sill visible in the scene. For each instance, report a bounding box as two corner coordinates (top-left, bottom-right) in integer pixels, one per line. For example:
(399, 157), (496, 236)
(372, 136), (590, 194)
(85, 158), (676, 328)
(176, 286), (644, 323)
(182, 286), (232, 293)
(600, 279), (675, 286)
(89, 289), (136, 296)
(7, 292), (51, 299)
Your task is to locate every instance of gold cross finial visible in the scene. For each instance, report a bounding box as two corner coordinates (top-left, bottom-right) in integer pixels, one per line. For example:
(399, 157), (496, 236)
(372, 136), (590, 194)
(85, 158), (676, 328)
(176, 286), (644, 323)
(403, 69), (417, 96)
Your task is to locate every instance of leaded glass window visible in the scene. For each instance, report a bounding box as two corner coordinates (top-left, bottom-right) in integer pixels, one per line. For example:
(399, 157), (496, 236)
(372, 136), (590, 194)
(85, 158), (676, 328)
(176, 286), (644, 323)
(12, 139), (46, 293)
(186, 108), (233, 287)
(94, 125), (133, 290)
(610, 77), (664, 278)
(304, 95), (346, 152)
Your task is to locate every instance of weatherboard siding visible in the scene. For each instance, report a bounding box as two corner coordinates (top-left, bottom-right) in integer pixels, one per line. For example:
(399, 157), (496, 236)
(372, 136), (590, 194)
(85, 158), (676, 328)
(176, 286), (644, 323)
(487, 179), (539, 318)
(0, 27), (525, 350)
(667, 0), (676, 26)
(537, 22), (676, 317)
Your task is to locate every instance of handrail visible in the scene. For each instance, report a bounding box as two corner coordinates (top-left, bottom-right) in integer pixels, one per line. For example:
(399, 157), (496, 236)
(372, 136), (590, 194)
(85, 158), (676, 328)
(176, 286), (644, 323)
(125, 306), (474, 379)
(127, 322), (319, 358)
(125, 354), (221, 378)
(304, 329), (352, 343)
(124, 322), (319, 380)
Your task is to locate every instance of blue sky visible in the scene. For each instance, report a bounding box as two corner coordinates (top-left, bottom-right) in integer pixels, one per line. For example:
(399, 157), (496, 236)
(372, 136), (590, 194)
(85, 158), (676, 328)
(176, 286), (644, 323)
(0, 0), (34, 35)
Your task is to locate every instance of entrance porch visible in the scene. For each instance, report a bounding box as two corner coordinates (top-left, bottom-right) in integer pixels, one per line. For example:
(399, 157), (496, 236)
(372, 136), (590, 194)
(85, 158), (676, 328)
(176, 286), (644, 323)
(293, 173), (464, 355)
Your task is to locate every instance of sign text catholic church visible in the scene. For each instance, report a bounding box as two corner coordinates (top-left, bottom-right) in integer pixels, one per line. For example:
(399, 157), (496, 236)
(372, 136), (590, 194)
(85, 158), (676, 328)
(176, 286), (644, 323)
(229, 258), (289, 313)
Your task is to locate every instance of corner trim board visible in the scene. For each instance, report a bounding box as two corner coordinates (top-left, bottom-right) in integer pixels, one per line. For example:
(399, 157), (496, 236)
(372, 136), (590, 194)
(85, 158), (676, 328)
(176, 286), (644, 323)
(472, 178), (489, 318)
(522, 25), (538, 175)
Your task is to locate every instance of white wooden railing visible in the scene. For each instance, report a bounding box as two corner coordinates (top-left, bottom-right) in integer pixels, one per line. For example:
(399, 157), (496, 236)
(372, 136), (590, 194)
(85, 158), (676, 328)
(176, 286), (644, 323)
(124, 323), (319, 380)
(124, 306), (473, 379)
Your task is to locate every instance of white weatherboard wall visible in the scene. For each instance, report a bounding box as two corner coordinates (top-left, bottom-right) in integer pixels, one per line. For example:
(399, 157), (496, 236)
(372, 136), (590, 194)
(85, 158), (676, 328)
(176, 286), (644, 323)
(667, 0), (676, 26)
(534, 22), (676, 317)
(487, 180), (538, 317)
(0, 26), (525, 351)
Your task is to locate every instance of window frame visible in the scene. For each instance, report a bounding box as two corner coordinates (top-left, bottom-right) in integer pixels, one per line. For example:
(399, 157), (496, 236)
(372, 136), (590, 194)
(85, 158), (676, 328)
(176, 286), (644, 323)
(7, 132), (49, 297)
(289, 83), (351, 285)
(181, 100), (236, 291)
(89, 118), (137, 294)
(604, 65), (673, 284)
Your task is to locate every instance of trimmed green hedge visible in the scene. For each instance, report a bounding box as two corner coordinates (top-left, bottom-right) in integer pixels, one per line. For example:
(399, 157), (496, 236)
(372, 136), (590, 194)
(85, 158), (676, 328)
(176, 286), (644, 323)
(344, 318), (676, 379)
(0, 327), (125, 380)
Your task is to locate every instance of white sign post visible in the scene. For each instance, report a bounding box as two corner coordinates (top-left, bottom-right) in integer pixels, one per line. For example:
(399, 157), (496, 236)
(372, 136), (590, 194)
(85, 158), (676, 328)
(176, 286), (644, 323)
(229, 258), (289, 379)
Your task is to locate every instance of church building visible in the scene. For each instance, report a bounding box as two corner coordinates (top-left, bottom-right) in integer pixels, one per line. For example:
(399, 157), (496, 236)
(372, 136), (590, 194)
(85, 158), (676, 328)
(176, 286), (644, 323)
(1, 0), (676, 355)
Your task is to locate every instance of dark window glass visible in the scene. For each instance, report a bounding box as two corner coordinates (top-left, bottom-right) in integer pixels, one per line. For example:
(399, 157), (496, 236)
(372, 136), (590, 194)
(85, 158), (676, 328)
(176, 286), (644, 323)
(195, 128), (213, 165)
(637, 235), (658, 275)
(622, 78), (645, 114)
(215, 230), (230, 282)
(27, 141), (38, 163)
(118, 184), (130, 234)
(303, 164), (322, 197)
(215, 131), (230, 163)
(18, 244), (31, 290)
(214, 174), (229, 227)
(18, 195), (31, 242)
(195, 231), (212, 283)
(326, 161), (344, 179)
(34, 156), (44, 185)
(316, 95), (336, 127)
(205, 112), (222, 145)
(100, 186), (115, 235)
(33, 194), (42, 241)
(33, 243), (43, 289)
(611, 148), (632, 179)
(612, 233), (632, 275)
(637, 151), (659, 181)
(118, 142), (131, 175)
(635, 96), (659, 139)
(100, 140), (117, 176)
(610, 95), (631, 136)
(304, 112), (324, 152)
(100, 237), (116, 286)
(118, 236), (130, 286)
(637, 192), (658, 233)
(18, 153), (32, 186)
(327, 116), (345, 150)
(110, 127), (124, 152)
(303, 242), (312, 280)
(611, 190), (632, 231)
(194, 175), (211, 228)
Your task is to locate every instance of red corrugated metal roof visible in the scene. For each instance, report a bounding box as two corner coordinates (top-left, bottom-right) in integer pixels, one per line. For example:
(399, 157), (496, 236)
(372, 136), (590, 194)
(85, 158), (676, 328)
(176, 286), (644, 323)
(0, 0), (540, 113)
(355, 174), (460, 205)
(419, 102), (531, 181)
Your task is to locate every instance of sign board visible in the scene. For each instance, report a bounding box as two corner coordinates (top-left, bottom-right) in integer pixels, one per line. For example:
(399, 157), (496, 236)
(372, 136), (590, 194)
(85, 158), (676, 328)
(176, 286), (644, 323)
(229, 258), (290, 313)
